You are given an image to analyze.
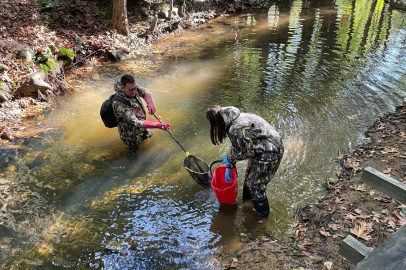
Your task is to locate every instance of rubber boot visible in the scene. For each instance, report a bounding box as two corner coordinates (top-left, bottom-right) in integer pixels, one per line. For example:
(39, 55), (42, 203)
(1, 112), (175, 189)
(252, 198), (270, 217)
(242, 184), (252, 201)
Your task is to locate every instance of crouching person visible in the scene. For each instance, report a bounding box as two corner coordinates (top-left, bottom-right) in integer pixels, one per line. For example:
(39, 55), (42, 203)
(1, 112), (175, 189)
(206, 105), (284, 217)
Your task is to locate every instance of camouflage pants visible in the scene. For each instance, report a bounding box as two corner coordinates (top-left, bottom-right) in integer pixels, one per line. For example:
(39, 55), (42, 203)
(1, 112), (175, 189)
(121, 129), (153, 155)
(244, 150), (283, 200)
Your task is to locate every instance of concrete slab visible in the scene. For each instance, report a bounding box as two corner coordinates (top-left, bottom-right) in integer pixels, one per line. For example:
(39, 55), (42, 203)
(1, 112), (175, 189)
(339, 235), (373, 264)
(361, 167), (406, 204)
(352, 225), (406, 270)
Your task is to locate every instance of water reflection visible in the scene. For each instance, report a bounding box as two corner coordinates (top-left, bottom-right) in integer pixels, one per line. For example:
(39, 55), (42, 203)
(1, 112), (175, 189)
(1, 0), (406, 268)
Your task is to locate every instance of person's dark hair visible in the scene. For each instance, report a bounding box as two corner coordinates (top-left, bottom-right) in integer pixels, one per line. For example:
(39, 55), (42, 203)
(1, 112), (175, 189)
(120, 75), (135, 86)
(206, 105), (227, 145)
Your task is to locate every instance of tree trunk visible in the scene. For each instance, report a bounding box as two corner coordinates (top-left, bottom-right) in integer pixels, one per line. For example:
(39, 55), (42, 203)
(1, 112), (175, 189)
(179, 0), (185, 17)
(169, 0), (173, 19)
(112, 0), (129, 35)
(147, 15), (158, 36)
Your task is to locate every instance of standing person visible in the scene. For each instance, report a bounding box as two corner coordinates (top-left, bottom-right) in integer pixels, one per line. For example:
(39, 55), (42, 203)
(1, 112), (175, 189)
(113, 75), (170, 154)
(206, 105), (284, 217)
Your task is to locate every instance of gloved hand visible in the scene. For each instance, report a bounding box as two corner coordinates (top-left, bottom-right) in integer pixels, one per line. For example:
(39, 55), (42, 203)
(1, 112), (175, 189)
(225, 168), (232, 183)
(142, 120), (170, 130)
(144, 94), (156, 115)
(222, 155), (232, 166)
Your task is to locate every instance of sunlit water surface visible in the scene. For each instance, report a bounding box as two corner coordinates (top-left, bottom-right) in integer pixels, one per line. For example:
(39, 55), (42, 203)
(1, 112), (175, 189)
(1, 0), (406, 269)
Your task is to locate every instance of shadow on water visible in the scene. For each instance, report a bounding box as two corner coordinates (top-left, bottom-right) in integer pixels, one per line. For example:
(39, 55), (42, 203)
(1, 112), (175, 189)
(1, 0), (406, 268)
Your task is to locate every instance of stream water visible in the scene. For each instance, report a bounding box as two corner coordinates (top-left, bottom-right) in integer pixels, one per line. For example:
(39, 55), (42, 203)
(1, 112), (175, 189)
(1, 0), (406, 269)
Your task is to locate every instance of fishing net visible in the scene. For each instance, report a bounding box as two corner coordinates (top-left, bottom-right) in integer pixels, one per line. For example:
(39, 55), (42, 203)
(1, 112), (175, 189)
(183, 155), (211, 188)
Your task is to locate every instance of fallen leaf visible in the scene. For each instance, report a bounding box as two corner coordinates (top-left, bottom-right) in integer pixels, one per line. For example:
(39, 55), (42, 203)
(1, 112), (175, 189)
(297, 240), (317, 250)
(382, 168), (392, 174)
(383, 216), (396, 228)
(344, 158), (361, 170)
(372, 213), (381, 223)
(345, 213), (357, 222)
(229, 262), (237, 268)
(335, 197), (344, 204)
(353, 209), (362, 215)
(350, 222), (372, 241)
(375, 197), (392, 203)
(391, 128), (401, 134)
(324, 261), (333, 270)
(319, 227), (331, 237)
(298, 223), (308, 232)
(328, 223), (339, 231)
(290, 219), (299, 228)
(393, 210), (406, 226)
(351, 184), (367, 192)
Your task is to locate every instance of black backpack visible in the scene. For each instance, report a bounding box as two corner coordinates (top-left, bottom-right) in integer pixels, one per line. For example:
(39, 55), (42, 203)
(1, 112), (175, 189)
(100, 94), (131, 128)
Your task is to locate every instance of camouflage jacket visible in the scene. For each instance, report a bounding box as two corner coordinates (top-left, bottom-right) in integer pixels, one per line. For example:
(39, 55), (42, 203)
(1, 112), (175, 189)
(220, 106), (284, 164)
(112, 82), (148, 141)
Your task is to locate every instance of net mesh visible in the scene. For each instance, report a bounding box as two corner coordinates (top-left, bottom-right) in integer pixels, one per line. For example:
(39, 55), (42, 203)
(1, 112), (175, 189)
(183, 155), (211, 188)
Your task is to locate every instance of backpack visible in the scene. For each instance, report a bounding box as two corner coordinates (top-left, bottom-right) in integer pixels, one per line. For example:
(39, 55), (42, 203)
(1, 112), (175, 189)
(100, 94), (131, 128)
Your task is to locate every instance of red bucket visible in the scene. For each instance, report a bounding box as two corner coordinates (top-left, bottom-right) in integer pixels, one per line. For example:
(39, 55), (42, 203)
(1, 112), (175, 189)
(211, 166), (238, 204)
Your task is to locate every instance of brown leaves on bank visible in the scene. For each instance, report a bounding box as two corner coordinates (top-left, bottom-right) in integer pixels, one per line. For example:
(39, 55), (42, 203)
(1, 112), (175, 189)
(291, 201), (406, 250)
(350, 221), (373, 240)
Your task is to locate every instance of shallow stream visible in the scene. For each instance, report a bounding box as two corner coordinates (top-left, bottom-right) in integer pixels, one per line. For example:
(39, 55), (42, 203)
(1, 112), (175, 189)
(1, 0), (406, 269)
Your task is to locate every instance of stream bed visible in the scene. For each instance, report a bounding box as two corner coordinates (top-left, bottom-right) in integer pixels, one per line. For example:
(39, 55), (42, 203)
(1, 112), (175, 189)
(1, 0), (406, 269)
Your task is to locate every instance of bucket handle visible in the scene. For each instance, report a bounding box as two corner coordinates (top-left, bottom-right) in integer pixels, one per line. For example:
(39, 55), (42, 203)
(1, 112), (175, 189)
(209, 159), (238, 177)
(209, 160), (223, 177)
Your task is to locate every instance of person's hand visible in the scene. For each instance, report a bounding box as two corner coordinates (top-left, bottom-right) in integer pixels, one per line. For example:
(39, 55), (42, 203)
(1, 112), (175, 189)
(225, 168), (232, 183)
(144, 94), (156, 115)
(160, 123), (170, 130)
(142, 120), (169, 130)
(222, 155), (232, 166)
(147, 103), (156, 115)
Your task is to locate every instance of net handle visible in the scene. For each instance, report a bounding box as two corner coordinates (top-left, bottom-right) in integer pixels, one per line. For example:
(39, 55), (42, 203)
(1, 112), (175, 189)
(153, 113), (189, 155)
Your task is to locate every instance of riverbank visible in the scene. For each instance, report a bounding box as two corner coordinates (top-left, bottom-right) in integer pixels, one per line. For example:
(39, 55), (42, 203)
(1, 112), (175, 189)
(218, 103), (406, 269)
(1, 0), (263, 142)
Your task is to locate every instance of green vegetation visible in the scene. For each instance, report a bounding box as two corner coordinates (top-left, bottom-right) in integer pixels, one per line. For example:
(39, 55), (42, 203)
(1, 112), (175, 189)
(58, 47), (75, 61)
(43, 20), (50, 29)
(158, 3), (170, 10)
(39, 59), (59, 73)
(39, 0), (62, 8)
(40, 63), (51, 73)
